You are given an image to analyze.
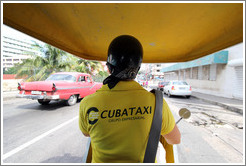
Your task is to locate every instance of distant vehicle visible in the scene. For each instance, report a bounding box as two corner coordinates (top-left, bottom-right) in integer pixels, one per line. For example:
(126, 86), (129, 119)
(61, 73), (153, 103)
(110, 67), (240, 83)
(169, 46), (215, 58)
(163, 80), (192, 98)
(157, 81), (169, 91)
(16, 72), (102, 106)
(137, 80), (146, 86)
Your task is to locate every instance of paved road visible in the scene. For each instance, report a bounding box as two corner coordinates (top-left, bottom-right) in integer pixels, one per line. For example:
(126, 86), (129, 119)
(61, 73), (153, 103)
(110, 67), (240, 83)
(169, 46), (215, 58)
(2, 93), (244, 163)
(3, 98), (88, 163)
(163, 94), (243, 163)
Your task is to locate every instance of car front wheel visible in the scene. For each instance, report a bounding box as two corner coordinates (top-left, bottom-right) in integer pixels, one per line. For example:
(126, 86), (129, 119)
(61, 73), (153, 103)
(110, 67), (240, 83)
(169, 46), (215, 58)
(66, 95), (77, 106)
(38, 99), (51, 105)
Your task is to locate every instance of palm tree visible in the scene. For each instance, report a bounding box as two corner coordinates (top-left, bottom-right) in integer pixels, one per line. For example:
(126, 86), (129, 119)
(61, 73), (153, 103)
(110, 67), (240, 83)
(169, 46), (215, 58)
(15, 41), (108, 82)
(75, 59), (104, 75)
(14, 54), (43, 81)
(76, 59), (109, 82)
(15, 42), (77, 81)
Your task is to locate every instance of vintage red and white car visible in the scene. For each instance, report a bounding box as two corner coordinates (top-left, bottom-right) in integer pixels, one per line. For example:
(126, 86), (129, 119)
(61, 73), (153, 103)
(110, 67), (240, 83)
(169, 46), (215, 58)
(16, 72), (102, 106)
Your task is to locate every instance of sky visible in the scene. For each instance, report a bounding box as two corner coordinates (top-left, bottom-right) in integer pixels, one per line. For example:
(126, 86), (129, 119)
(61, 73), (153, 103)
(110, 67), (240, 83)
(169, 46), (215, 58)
(2, 24), (44, 45)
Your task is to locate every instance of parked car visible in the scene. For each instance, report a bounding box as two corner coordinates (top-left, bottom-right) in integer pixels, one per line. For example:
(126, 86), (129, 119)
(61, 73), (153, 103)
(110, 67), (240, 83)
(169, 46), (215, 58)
(157, 81), (169, 91)
(16, 72), (102, 106)
(163, 80), (192, 98)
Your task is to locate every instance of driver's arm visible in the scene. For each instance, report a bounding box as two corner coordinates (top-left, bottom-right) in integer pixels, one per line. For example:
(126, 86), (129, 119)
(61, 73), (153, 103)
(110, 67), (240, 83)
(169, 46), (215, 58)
(163, 124), (181, 145)
(82, 132), (90, 137)
(161, 99), (181, 145)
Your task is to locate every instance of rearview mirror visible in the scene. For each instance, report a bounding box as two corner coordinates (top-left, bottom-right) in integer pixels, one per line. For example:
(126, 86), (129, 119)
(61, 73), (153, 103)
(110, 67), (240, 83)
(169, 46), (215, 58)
(179, 108), (191, 119)
(176, 108), (191, 124)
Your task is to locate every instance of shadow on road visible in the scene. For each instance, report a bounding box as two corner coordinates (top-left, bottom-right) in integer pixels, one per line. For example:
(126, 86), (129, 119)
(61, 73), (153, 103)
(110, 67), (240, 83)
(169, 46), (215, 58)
(41, 153), (83, 163)
(163, 95), (189, 99)
(166, 95), (239, 116)
(17, 100), (79, 111)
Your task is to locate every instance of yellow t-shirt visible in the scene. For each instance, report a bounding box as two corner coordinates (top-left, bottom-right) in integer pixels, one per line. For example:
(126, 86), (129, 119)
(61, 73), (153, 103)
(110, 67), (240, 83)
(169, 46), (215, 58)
(79, 80), (175, 163)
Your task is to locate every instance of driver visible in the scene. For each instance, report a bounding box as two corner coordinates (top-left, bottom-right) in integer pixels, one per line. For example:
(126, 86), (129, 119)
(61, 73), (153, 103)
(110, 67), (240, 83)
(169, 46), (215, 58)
(79, 35), (181, 163)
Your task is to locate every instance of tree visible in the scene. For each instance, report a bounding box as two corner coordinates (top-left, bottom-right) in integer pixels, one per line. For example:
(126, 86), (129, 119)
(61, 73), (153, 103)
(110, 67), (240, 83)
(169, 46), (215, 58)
(90, 70), (109, 82)
(76, 59), (103, 75)
(3, 67), (18, 74)
(14, 42), (108, 82)
(15, 42), (77, 81)
(76, 59), (109, 82)
(14, 55), (42, 81)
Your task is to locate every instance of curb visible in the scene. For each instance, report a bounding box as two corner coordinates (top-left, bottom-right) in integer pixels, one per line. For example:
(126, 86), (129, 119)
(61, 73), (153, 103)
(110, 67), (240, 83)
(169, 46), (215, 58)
(3, 95), (17, 101)
(191, 95), (243, 115)
(2, 91), (18, 101)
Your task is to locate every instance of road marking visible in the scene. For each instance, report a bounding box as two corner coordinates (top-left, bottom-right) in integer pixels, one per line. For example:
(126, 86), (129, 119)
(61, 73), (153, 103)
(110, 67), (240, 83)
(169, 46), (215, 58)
(2, 116), (78, 160)
(173, 145), (179, 163)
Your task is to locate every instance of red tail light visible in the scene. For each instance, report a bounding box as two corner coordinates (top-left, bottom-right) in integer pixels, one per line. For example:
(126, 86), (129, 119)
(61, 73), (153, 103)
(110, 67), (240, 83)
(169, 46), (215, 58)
(52, 83), (57, 92)
(171, 86), (175, 90)
(189, 86), (192, 91)
(18, 83), (21, 91)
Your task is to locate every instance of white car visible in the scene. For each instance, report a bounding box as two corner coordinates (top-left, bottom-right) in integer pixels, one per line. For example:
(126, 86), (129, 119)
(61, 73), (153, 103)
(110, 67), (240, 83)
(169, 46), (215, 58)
(163, 80), (192, 98)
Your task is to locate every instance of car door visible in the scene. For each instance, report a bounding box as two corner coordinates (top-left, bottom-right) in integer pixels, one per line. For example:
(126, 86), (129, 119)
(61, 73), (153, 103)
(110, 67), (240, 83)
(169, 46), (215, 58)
(85, 75), (95, 95)
(77, 75), (88, 98)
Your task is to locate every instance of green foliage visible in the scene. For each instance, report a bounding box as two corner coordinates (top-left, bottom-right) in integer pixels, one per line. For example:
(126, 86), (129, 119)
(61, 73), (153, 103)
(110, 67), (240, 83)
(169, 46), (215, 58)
(92, 71), (109, 82)
(3, 67), (18, 74)
(15, 42), (108, 82)
(99, 71), (109, 77)
(75, 59), (104, 75)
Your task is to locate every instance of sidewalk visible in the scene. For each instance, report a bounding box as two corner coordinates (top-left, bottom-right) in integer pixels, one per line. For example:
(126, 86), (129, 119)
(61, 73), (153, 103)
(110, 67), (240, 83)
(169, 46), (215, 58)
(146, 86), (243, 115)
(191, 91), (243, 115)
(2, 90), (19, 101)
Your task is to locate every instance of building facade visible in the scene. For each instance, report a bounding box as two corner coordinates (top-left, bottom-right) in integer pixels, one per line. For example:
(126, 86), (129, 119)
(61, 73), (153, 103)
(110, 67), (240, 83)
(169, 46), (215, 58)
(161, 43), (244, 100)
(137, 63), (164, 84)
(2, 25), (44, 72)
(2, 35), (41, 72)
(150, 63), (164, 79)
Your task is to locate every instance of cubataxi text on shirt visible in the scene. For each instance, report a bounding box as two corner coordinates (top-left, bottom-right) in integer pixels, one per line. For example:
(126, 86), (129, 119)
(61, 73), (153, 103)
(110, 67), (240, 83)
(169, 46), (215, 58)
(87, 105), (152, 124)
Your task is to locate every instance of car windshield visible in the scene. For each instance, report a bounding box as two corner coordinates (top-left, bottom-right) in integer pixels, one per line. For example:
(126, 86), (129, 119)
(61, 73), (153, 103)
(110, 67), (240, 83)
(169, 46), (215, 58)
(173, 81), (188, 85)
(46, 74), (76, 82)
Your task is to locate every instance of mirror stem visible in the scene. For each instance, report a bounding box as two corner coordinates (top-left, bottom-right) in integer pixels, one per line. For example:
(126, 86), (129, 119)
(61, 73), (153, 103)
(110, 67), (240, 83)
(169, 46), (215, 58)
(176, 117), (183, 124)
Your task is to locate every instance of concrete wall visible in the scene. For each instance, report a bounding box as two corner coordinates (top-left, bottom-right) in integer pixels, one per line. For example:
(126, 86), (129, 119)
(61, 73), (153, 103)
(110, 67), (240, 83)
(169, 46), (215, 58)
(186, 64), (233, 98)
(163, 43), (243, 99)
(227, 43), (243, 61)
(186, 43), (243, 99)
(2, 79), (23, 92)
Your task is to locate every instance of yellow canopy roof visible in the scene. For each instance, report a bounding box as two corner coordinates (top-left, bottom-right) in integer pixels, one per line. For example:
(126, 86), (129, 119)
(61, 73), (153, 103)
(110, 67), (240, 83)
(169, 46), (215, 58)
(3, 3), (243, 63)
